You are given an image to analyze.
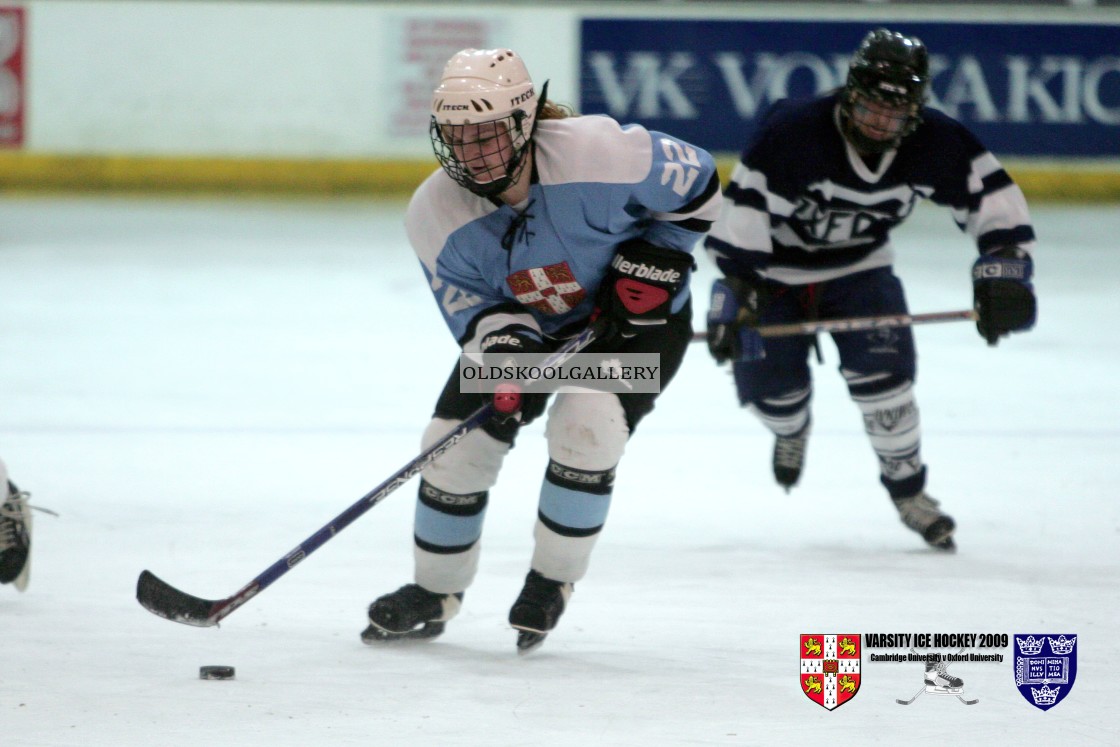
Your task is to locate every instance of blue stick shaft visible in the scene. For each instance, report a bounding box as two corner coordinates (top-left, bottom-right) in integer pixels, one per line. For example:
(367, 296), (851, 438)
(137, 323), (601, 626)
(208, 404), (494, 622)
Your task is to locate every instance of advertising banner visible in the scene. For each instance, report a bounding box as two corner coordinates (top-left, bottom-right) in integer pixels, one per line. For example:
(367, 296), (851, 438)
(580, 19), (1120, 157)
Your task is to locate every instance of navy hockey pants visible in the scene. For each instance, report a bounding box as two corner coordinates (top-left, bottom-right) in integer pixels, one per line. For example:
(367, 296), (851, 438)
(732, 266), (917, 406)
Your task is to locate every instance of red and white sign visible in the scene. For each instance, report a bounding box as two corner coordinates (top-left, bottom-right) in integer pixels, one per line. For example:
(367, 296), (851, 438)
(0, 6), (24, 147)
(388, 18), (495, 139)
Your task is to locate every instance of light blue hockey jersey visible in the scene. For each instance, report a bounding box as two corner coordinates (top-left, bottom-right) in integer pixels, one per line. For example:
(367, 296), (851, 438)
(406, 114), (722, 352)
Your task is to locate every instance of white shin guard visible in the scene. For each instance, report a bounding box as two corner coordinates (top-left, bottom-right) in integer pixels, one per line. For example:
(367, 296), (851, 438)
(850, 378), (923, 481)
(530, 520), (600, 584)
(412, 417), (509, 594)
(419, 417), (510, 494)
(531, 391), (628, 583)
(415, 543), (482, 596)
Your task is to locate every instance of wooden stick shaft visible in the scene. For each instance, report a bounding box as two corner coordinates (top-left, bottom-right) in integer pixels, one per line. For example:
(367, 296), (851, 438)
(692, 309), (977, 342)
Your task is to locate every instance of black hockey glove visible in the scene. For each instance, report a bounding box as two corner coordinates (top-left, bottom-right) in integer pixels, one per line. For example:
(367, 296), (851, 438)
(706, 274), (769, 364)
(478, 327), (550, 424)
(972, 246), (1036, 346)
(594, 239), (693, 344)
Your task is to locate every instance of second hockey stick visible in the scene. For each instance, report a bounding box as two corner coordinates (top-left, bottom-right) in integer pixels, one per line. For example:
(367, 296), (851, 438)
(691, 308), (977, 342)
(896, 688), (979, 706)
(137, 323), (603, 628)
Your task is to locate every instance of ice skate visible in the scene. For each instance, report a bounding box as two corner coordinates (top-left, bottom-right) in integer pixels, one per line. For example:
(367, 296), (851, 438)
(897, 655), (977, 705)
(361, 584), (462, 643)
(892, 491), (955, 550)
(0, 481), (32, 591)
(897, 661), (977, 705)
(924, 661), (964, 694)
(508, 570), (573, 654)
(772, 421), (809, 492)
(926, 660), (977, 703)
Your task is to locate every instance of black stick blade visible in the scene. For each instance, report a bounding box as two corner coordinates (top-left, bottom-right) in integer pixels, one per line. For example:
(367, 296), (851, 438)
(136, 570), (223, 627)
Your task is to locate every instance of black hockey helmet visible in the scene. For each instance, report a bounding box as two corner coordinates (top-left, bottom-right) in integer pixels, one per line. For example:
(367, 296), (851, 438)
(840, 29), (930, 153)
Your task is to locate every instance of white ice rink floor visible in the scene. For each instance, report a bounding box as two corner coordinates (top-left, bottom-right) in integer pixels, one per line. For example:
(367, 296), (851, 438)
(1, 195), (1117, 745)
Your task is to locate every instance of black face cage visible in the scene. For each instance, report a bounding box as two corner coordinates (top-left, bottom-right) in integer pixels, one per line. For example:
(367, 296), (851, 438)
(841, 64), (928, 153)
(430, 112), (532, 198)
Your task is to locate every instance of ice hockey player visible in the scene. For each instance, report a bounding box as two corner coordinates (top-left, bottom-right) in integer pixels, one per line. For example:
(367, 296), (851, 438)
(703, 28), (1037, 551)
(362, 48), (721, 652)
(0, 458), (33, 591)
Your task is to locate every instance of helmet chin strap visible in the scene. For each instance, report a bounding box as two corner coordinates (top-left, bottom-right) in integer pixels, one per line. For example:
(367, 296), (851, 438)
(463, 157), (525, 198)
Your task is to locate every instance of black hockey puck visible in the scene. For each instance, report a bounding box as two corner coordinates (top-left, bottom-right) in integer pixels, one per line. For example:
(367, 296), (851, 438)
(199, 665), (236, 680)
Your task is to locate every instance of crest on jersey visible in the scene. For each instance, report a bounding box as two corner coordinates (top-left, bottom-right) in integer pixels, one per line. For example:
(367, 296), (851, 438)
(506, 261), (586, 315)
(1013, 634), (1077, 711)
(800, 634), (861, 710)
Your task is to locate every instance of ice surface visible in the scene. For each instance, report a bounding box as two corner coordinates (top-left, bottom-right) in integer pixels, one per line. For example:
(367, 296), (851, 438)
(1, 195), (1116, 745)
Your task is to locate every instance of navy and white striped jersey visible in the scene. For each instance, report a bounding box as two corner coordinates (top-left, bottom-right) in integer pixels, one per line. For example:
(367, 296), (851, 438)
(705, 92), (1036, 285)
(407, 114), (722, 352)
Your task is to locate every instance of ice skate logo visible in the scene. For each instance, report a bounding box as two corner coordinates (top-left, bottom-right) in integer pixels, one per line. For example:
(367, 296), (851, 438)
(896, 651), (978, 706)
(1014, 633), (1076, 711)
(506, 262), (586, 315)
(800, 633), (861, 710)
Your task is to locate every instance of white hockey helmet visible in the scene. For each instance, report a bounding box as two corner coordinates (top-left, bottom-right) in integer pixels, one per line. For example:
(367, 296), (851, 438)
(429, 48), (544, 197)
(432, 48), (538, 127)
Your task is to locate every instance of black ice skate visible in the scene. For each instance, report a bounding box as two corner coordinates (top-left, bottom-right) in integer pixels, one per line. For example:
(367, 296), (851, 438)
(508, 570), (573, 654)
(361, 584), (462, 644)
(892, 491), (956, 551)
(925, 661), (964, 694)
(897, 659), (977, 705)
(0, 481), (32, 591)
(772, 422), (809, 492)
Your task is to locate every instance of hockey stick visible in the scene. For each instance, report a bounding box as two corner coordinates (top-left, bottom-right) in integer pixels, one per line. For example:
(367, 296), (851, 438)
(137, 324), (603, 627)
(896, 689), (978, 706)
(690, 309), (977, 342)
(896, 687), (925, 705)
